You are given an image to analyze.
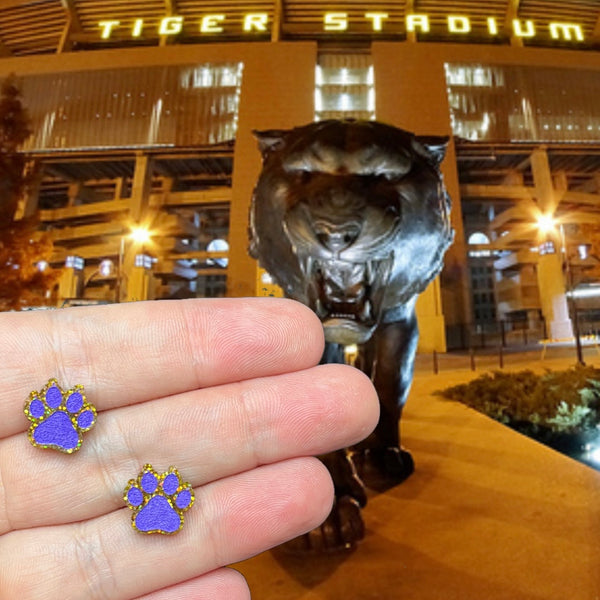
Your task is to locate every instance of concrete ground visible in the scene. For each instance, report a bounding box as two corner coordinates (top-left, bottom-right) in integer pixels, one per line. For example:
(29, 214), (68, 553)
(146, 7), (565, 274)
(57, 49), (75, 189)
(235, 344), (600, 599)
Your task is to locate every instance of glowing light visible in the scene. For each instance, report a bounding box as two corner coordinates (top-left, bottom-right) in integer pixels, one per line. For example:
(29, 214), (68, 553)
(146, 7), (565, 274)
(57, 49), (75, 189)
(99, 20), (120, 39)
(578, 245), (589, 260)
(243, 13), (268, 32)
(324, 12), (348, 31)
(537, 213), (557, 234)
(65, 256), (84, 270)
(487, 17), (499, 35)
(99, 259), (114, 277)
(339, 93), (351, 111)
(207, 238), (229, 268)
(448, 16), (470, 34)
(584, 441), (600, 466)
(406, 14), (430, 33)
(314, 88), (323, 111)
(158, 16), (183, 35)
(315, 65), (323, 86)
(132, 19), (143, 37)
(570, 287), (600, 299)
(130, 227), (152, 245)
(95, 13), (590, 46)
(201, 15), (225, 33)
(513, 19), (536, 38)
(549, 22), (584, 41)
(365, 12), (388, 31)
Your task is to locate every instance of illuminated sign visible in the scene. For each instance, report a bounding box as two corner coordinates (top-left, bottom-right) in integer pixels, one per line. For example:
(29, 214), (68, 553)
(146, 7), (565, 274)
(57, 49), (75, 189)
(98, 13), (587, 44)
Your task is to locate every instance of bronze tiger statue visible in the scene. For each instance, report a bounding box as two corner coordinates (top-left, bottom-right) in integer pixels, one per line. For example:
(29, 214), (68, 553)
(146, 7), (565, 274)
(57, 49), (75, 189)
(249, 120), (454, 551)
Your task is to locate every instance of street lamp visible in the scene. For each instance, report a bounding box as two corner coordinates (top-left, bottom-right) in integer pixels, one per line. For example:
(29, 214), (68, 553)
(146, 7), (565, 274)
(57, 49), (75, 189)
(130, 226), (152, 245)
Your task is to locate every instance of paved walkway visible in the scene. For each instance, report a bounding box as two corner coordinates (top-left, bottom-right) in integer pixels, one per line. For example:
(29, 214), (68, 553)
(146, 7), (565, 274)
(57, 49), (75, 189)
(236, 345), (600, 599)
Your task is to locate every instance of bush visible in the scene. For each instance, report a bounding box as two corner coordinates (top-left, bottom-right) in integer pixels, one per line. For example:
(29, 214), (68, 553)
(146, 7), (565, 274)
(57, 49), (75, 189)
(436, 365), (600, 453)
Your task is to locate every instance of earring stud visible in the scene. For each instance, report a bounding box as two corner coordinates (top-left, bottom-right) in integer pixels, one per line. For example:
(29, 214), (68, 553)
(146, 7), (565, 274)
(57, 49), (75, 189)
(24, 379), (97, 453)
(124, 464), (195, 535)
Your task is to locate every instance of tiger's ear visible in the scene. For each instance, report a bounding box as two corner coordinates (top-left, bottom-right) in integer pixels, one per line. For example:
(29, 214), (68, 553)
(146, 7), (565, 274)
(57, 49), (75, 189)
(253, 129), (289, 158)
(412, 135), (450, 165)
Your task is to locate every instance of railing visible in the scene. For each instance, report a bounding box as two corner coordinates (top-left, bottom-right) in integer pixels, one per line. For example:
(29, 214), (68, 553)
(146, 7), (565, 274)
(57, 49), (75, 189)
(446, 319), (547, 351)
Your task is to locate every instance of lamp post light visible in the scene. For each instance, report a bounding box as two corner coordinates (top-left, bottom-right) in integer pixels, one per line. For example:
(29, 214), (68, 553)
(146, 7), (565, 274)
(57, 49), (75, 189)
(83, 258), (115, 288)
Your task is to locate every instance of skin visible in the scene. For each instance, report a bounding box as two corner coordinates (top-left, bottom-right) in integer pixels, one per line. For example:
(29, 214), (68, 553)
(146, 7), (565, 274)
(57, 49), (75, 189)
(0, 297), (379, 600)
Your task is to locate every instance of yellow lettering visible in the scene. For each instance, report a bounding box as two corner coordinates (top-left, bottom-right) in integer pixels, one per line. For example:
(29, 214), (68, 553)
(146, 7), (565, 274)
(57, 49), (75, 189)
(98, 20), (120, 39)
(487, 17), (499, 35)
(159, 16), (183, 35)
(447, 15), (470, 34)
(243, 13), (268, 32)
(94, 12), (589, 46)
(131, 18), (144, 37)
(406, 14), (430, 33)
(512, 19), (535, 38)
(324, 13), (348, 32)
(365, 12), (389, 32)
(549, 22), (584, 41)
(201, 14), (225, 33)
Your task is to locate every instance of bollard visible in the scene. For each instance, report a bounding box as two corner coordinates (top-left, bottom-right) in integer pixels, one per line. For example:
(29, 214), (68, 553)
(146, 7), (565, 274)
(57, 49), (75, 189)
(470, 347), (476, 371)
(433, 350), (439, 374)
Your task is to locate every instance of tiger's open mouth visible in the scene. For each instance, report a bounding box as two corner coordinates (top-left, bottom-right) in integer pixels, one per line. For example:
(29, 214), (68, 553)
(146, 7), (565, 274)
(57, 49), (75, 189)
(299, 254), (393, 345)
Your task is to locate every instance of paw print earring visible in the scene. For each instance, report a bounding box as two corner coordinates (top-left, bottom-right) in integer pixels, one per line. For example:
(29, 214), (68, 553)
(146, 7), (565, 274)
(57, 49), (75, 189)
(24, 379), (97, 453)
(124, 464), (195, 534)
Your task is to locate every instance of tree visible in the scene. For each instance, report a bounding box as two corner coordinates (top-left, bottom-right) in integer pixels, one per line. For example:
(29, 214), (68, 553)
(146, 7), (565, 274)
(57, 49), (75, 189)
(0, 74), (56, 310)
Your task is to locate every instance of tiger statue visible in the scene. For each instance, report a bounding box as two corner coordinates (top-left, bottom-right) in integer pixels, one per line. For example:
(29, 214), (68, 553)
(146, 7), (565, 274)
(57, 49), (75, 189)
(249, 119), (453, 551)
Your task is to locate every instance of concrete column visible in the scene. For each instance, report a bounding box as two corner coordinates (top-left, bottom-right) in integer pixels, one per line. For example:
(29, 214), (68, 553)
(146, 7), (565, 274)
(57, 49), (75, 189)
(130, 152), (153, 221)
(227, 43), (317, 298)
(416, 278), (447, 352)
(14, 160), (42, 220)
(531, 147), (572, 339)
(57, 266), (83, 303)
(125, 257), (155, 302)
(122, 153), (157, 302)
(371, 43), (469, 351)
(537, 248), (572, 339)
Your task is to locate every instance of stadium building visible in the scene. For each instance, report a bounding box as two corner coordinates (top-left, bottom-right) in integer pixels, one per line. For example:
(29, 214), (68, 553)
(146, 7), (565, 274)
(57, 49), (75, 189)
(4, 0), (600, 350)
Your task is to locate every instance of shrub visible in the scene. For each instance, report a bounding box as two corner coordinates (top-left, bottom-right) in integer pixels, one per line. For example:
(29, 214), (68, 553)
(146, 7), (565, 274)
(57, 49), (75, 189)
(436, 365), (600, 452)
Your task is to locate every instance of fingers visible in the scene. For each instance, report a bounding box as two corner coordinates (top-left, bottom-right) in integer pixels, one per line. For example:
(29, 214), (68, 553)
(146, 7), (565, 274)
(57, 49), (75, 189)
(134, 569), (250, 600)
(0, 364), (379, 532)
(1, 458), (333, 600)
(0, 298), (325, 438)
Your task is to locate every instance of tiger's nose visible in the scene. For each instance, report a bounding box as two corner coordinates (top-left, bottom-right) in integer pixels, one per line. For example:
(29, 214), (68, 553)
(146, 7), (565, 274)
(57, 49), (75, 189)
(314, 222), (362, 252)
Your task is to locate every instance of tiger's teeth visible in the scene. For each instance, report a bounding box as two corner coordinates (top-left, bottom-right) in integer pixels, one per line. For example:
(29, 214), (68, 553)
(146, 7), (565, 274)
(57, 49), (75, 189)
(305, 256), (314, 275)
(360, 300), (372, 320)
(315, 298), (325, 317)
(366, 260), (376, 284)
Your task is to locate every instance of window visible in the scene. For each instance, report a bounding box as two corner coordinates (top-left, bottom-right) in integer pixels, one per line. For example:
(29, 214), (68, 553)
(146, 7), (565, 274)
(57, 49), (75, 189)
(315, 54), (375, 121)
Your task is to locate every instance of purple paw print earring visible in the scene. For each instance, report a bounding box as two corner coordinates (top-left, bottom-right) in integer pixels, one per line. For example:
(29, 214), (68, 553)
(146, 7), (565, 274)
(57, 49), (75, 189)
(24, 379), (97, 453)
(124, 464), (195, 534)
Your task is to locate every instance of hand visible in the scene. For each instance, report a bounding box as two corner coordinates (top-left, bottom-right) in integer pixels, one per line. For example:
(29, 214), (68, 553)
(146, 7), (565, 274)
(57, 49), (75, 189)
(0, 298), (378, 599)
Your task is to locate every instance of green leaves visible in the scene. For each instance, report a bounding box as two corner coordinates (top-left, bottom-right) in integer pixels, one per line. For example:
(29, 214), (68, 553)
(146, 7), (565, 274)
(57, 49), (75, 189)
(437, 365), (600, 438)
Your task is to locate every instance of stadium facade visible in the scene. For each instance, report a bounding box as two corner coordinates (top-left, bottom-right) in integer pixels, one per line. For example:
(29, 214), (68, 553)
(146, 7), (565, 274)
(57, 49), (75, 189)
(4, 0), (600, 350)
